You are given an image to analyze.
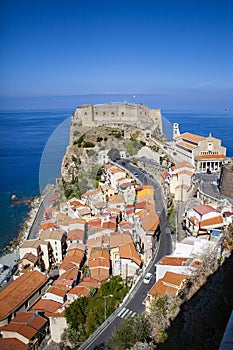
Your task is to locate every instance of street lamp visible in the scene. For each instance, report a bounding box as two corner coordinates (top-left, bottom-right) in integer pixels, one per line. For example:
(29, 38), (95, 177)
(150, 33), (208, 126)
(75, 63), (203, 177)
(104, 294), (113, 321)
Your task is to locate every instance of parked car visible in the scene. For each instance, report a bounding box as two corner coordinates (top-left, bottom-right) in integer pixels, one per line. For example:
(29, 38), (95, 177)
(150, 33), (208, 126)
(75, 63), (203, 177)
(143, 272), (153, 284)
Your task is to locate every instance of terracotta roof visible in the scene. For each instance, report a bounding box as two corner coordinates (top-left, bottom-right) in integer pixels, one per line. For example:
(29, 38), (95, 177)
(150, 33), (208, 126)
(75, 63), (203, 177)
(59, 267), (79, 281)
(56, 213), (71, 222)
(195, 154), (226, 160)
(30, 299), (62, 314)
(162, 172), (169, 180)
(47, 286), (69, 297)
(102, 220), (116, 230)
(172, 161), (195, 170)
(69, 217), (86, 224)
(78, 207), (91, 216)
(158, 256), (192, 267)
(200, 215), (223, 227)
(119, 221), (134, 229)
(177, 132), (205, 143)
(120, 182), (136, 189)
(162, 271), (189, 286)
(0, 338), (28, 350)
(89, 267), (109, 282)
(39, 222), (58, 231)
(108, 166), (126, 174)
(194, 204), (219, 216)
(59, 255), (83, 271)
(53, 279), (74, 289)
(67, 228), (84, 241)
(109, 231), (132, 248)
(0, 271), (48, 321)
(67, 245), (85, 256)
(119, 242), (141, 266)
(148, 279), (178, 297)
(108, 195), (125, 203)
(68, 278), (99, 298)
(0, 312), (47, 340)
(177, 140), (197, 150)
(141, 212), (160, 232)
(22, 252), (38, 264)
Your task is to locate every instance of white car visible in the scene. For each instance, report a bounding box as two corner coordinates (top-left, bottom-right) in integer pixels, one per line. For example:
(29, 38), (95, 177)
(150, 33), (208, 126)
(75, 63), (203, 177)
(143, 272), (153, 284)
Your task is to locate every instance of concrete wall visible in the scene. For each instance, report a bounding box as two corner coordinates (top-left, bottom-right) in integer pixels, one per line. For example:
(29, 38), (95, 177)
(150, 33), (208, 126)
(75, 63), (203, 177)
(49, 315), (67, 343)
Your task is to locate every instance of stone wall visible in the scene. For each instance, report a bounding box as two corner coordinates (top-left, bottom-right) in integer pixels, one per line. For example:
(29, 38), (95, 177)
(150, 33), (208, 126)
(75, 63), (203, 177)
(219, 165), (233, 199)
(72, 103), (162, 133)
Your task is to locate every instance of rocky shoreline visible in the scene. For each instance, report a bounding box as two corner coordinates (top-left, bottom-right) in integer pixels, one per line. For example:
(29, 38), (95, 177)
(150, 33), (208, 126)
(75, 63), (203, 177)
(0, 195), (42, 259)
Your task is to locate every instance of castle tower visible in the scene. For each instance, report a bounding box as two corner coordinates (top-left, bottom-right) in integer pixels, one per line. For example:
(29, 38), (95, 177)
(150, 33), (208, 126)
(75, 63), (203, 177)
(173, 123), (180, 139)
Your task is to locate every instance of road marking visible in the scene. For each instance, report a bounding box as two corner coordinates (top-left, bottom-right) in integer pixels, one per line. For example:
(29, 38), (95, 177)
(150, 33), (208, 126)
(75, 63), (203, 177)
(117, 307), (126, 317)
(120, 309), (130, 318)
(125, 310), (133, 318)
(118, 308), (136, 319)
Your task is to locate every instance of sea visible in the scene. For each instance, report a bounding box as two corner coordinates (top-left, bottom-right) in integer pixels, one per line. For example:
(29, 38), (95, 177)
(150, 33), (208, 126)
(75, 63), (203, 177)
(0, 107), (233, 254)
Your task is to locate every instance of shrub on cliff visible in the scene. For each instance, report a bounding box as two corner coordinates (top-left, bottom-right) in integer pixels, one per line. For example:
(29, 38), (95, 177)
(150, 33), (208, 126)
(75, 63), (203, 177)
(83, 141), (95, 148)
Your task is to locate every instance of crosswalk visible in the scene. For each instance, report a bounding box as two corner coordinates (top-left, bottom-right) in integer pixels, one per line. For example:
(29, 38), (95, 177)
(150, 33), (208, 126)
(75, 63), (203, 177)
(117, 307), (137, 319)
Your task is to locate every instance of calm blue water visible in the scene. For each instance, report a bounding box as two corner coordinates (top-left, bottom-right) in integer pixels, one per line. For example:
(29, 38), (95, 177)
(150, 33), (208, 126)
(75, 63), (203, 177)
(0, 109), (72, 253)
(0, 108), (232, 253)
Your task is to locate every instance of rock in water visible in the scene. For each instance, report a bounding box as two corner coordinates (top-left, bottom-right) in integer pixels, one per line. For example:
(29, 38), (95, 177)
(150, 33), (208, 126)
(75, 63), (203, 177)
(11, 194), (18, 201)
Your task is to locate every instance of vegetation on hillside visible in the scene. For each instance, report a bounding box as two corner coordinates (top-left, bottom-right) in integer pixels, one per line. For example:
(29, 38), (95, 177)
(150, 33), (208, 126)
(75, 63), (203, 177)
(61, 165), (103, 199)
(62, 276), (129, 347)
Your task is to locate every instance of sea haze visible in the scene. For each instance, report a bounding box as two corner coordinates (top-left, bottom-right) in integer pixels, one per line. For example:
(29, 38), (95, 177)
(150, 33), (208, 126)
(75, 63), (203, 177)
(0, 108), (232, 254)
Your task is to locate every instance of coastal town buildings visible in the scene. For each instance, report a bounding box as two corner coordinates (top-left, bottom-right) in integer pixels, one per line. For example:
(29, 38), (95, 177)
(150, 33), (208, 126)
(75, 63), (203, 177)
(185, 204), (224, 237)
(172, 123), (226, 172)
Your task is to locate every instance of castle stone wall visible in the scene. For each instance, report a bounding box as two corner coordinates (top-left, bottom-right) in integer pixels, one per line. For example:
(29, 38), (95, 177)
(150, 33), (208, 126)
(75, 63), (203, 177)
(73, 103), (163, 133)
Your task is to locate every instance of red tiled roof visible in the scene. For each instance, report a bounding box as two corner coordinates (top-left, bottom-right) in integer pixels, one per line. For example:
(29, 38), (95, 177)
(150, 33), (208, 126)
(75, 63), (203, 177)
(0, 338), (28, 350)
(195, 154), (226, 160)
(176, 132), (205, 143)
(59, 255), (83, 271)
(22, 252), (38, 264)
(30, 299), (62, 314)
(0, 312), (47, 340)
(200, 216), (223, 227)
(194, 204), (219, 216)
(67, 228), (84, 241)
(119, 242), (141, 266)
(0, 271), (48, 321)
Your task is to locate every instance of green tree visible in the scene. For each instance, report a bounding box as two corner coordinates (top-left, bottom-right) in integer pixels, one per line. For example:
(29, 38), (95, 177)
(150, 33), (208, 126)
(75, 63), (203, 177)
(108, 148), (120, 159)
(108, 314), (151, 350)
(65, 297), (88, 329)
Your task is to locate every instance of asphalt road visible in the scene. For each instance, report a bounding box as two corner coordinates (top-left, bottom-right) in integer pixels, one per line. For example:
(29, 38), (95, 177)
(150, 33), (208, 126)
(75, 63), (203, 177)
(80, 159), (173, 349)
(28, 185), (55, 239)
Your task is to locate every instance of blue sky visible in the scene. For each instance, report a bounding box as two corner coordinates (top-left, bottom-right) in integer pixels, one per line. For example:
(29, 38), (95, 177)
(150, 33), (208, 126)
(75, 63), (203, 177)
(0, 0), (233, 111)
